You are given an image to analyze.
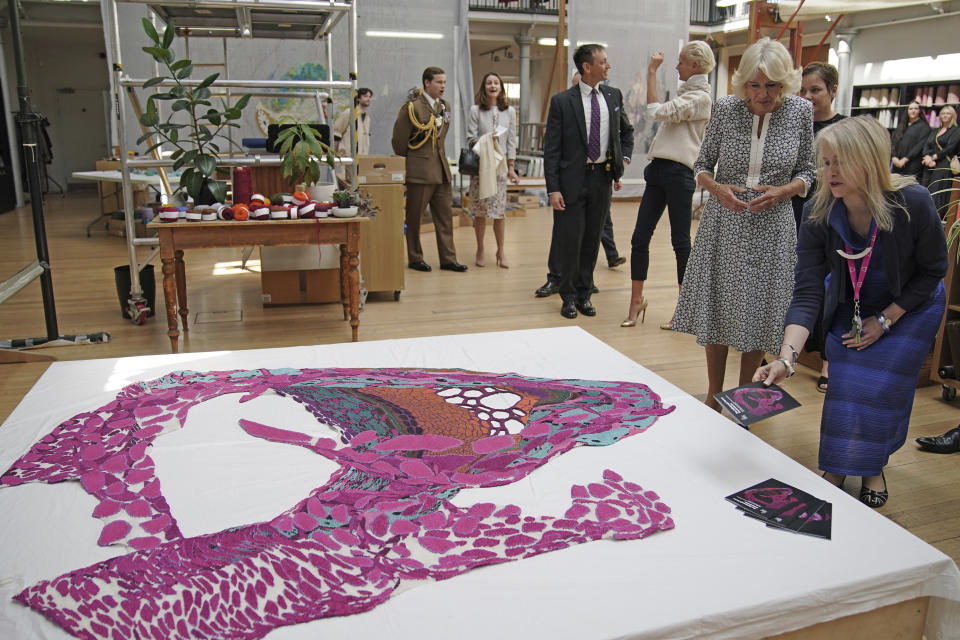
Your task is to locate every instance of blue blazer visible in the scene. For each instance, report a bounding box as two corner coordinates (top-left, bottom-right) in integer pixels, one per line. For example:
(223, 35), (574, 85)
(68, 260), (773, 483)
(543, 83), (634, 198)
(785, 183), (948, 333)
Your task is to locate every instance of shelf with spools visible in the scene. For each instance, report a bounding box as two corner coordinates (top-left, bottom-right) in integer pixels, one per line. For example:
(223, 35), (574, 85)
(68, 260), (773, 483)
(850, 80), (960, 129)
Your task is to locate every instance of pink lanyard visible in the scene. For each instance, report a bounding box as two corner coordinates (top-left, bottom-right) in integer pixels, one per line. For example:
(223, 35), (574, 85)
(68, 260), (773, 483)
(845, 226), (879, 306)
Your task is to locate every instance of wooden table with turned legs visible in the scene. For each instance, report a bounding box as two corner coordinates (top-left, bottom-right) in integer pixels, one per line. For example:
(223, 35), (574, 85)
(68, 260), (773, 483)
(149, 218), (366, 352)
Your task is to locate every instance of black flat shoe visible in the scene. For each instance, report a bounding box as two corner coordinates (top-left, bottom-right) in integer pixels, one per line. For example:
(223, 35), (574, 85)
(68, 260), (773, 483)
(560, 300), (577, 319)
(859, 472), (888, 509)
(607, 256), (626, 268)
(440, 262), (468, 272)
(817, 376), (828, 393)
(535, 281), (560, 297)
(575, 299), (596, 316)
(916, 426), (960, 453)
(408, 260), (432, 272)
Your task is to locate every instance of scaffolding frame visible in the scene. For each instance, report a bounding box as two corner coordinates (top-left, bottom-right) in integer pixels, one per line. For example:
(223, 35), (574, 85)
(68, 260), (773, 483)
(103, 0), (358, 323)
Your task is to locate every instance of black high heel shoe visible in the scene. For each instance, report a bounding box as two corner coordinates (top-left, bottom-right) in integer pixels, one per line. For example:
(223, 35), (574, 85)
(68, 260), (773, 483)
(859, 472), (888, 508)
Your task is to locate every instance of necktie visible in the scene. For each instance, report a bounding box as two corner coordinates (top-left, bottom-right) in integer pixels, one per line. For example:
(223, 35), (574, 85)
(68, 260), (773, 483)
(589, 89), (601, 162)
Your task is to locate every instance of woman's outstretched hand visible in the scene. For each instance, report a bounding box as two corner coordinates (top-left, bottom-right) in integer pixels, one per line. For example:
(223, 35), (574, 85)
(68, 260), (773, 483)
(753, 359), (788, 386)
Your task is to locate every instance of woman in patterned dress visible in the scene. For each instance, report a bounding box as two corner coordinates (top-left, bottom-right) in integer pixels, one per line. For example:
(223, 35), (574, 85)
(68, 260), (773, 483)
(673, 38), (815, 411)
(467, 72), (519, 268)
(754, 116), (947, 507)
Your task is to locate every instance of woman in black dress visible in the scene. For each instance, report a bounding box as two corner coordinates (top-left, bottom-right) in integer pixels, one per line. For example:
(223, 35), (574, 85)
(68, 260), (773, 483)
(921, 104), (960, 215)
(891, 101), (930, 179)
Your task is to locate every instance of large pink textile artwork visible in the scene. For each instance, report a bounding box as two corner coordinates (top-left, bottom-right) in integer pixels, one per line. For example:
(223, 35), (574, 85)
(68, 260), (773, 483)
(1, 368), (675, 639)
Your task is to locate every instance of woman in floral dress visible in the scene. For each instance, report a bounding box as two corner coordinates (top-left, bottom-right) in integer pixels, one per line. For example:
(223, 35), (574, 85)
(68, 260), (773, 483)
(673, 38), (815, 411)
(467, 72), (519, 268)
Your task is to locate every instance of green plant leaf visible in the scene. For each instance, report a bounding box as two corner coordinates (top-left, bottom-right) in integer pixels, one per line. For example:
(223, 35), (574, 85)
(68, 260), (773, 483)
(170, 128), (179, 143)
(170, 149), (183, 159)
(140, 100), (159, 127)
(143, 77), (165, 89)
(197, 73), (219, 90)
(195, 87), (212, 101)
(205, 109), (222, 126)
(142, 46), (172, 64)
(136, 132), (153, 145)
(196, 154), (216, 177)
(171, 100), (189, 112)
(278, 135), (295, 157)
(144, 142), (163, 154)
(161, 23), (175, 49)
(170, 59), (191, 71)
(142, 18), (159, 44)
(281, 152), (294, 178)
(173, 156), (186, 171)
(208, 180), (227, 203)
(150, 92), (172, 102)
(175, 65), (194, 80)
(234, 94), (252, 110)
(180, 168), (199, 199)
(169, 86), (186, 98)
(182, 150), (198, 164)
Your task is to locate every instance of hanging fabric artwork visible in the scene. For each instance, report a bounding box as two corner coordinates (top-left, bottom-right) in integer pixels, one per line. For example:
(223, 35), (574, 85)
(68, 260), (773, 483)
(1, 367), (676, 640)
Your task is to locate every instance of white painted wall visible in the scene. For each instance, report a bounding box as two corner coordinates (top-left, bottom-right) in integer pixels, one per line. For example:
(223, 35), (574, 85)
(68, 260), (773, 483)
(849, 16), (960, 85)
(1, 25), (110, 189)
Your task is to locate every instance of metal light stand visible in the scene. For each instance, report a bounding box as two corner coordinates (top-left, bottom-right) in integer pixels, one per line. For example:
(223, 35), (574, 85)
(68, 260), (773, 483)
(0, 0), (109, 352)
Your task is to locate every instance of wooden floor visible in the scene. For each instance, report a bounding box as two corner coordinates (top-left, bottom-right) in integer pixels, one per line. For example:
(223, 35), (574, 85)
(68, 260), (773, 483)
(1, 190), (958, 568)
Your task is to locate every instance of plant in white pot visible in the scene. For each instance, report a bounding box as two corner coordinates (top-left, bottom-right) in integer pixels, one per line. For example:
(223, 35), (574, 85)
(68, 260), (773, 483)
(331, 188), (379, 218)
(276, 118), (337, 202)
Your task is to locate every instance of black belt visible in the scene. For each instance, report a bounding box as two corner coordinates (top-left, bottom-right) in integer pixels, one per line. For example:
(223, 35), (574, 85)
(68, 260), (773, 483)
(585, 162), (606, 170)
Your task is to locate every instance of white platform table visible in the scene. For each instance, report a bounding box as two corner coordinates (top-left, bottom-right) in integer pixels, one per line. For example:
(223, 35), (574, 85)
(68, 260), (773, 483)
(0, 327), (958, 640)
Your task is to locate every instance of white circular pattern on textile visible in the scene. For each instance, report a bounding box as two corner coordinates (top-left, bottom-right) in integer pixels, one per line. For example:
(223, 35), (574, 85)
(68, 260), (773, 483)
(437, 387), (526, 435)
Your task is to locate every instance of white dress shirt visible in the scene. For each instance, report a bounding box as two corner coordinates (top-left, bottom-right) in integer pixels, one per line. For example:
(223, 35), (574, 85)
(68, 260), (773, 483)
(579, 80), (609, 163)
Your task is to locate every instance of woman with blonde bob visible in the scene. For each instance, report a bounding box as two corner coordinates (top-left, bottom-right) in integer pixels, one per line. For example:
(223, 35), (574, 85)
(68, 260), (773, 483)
(755, 116), (947, 508)
(920, 104), (960, 215)
(673, 37), (814, 411)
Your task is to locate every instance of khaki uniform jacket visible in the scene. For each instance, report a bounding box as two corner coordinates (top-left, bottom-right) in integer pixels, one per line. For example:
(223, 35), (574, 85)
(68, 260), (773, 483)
(391, 92), (451, 184)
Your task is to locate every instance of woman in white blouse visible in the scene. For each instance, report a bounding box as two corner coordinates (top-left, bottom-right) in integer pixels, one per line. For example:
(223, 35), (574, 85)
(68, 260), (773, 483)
(672, 38), (815, 411)
(466, 72), (519, 268)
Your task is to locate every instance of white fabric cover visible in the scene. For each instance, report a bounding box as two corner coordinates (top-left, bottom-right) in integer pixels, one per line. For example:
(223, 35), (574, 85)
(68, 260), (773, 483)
(0, 328), (958, 640)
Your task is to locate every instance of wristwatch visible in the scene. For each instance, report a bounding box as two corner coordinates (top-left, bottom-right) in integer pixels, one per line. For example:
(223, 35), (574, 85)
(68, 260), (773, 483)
(876, 313), (892, 333)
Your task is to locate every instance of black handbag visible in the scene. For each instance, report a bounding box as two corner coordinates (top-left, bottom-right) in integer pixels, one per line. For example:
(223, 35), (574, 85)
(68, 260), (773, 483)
(458, 147), (480, 176)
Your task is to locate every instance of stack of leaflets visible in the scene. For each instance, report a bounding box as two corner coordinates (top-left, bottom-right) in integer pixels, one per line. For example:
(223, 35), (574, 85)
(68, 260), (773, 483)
(725, 478), (832, 540)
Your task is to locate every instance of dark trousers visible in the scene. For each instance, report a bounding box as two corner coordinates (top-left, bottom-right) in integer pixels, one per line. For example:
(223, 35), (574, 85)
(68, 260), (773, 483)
(629, 158), (694, 283)
(557, 165), (612, 302)
(405, 181), (456, 264)
(547, 201), (617, 282)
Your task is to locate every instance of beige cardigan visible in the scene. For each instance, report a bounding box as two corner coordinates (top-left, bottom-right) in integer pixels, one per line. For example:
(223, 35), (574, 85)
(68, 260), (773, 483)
(647, 74), (712, 169)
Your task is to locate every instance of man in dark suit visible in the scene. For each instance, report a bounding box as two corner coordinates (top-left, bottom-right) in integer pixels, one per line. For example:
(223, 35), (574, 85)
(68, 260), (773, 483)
(391, 66), (467, 273)
(543, 44), (634, 318)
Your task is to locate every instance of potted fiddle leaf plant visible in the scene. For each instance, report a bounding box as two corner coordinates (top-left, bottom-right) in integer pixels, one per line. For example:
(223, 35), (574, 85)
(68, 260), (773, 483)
(276, 117), (336, 200)
(137, 18), (251, 204)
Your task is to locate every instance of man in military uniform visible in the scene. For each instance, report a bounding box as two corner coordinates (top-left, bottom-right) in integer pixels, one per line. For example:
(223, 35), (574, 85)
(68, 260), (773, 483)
(391, 66), (467, 272)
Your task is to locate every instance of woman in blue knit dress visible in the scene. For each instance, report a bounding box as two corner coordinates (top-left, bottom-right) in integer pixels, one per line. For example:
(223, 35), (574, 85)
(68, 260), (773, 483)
(754, 116), (948, 508)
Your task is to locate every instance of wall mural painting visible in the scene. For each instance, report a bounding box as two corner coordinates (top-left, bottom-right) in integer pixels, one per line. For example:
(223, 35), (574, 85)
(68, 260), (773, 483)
(2, 367), (675, 639)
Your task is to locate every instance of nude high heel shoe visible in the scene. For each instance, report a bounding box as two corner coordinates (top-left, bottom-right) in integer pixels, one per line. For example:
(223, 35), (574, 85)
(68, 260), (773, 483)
(475, 251), (485, 267)
(496, 252), (509, 269)
(620, 298), (647, 327)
